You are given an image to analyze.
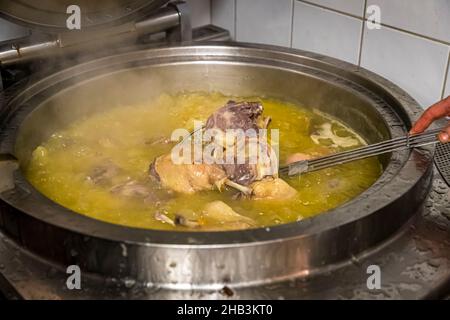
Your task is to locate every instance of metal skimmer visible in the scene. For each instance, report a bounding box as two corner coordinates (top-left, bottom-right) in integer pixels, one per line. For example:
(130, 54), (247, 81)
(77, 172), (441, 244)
(281, 128), (443, 176)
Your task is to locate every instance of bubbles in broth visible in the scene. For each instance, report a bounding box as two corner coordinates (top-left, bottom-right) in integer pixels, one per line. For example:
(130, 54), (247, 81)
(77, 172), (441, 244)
(26, 92), (382, 231)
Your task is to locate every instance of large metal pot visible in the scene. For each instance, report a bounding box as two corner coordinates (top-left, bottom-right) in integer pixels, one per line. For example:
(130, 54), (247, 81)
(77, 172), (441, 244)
(0, 43), (434, 293)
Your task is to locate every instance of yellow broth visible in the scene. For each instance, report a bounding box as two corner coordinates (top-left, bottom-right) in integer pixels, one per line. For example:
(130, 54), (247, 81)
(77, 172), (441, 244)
(26, 92), (383, 231)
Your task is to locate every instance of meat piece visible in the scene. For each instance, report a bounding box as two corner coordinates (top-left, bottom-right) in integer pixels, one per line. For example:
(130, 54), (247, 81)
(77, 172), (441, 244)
(111, 180), (173, 206)
(202, 201), (256, 230)
(205, 101), (278, 186)
(154, 210), (201, 228)
(155, 210), (175, 226)
(222, 163), (256, 186)
(152, 202), (255, 230)
(220, 136), (278, 186)
(286, 153), (312, 165)
(174, 214), (201, 228)
(154, 211), (202, 229)
(87, 161), (121, 185)
(251, 178), (297, 200)
(110, 180), (152, 198)
(149, 101), (278, 198)
(205, 101), (263, 132)
(285, 147), (332, 165)
(150, 154), (226, 194)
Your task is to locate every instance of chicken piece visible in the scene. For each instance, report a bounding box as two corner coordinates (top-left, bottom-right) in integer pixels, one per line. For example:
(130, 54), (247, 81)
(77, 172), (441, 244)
(110, 180), (173, 206)
(150, 154), (227, 194)
(251, 178), (297, 200)
(110, 180), (152, 198)
(174, 214), (201, 228)
(285, 147), (332, 165)
(87, 160), (122, 185)
(205, 100), (263, 132)
(285, 153), (312, 165)
(149, 101), (278, 196)
(153, 201), (255, 230)
(154, 210), (201, 228)
(205, 101), (278, 186)
(202, 201), (256, 230)
(155, 210), (175, 226)
(222, 163), (256, 186)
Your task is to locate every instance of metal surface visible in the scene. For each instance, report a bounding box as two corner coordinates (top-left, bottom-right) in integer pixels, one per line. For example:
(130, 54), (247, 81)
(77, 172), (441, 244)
(166, 1), (192, 42)
(0, 0), (170, 33)
(435, 142), (450, 186)
(0, 5), (188, 66)
(0, 43), (435, 291)
(0, 170), (448, 299)
(192, 25), (231, 42)
(283, 129), (441, 176)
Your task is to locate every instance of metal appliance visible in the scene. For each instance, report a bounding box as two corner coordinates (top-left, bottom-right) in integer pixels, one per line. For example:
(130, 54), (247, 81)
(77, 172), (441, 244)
(0, 1), (449, 300)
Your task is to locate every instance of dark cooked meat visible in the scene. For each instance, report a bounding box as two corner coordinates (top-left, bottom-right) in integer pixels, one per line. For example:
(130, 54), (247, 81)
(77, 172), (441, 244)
(110, 179), (174, 206)
(222, 163), (256, 186)
(87, 161), (121, 185)
(149, 100), (279, 195)
(110, 180), (152, 198)
(205, 100), (269, 186)
(205, 100), (263, 131)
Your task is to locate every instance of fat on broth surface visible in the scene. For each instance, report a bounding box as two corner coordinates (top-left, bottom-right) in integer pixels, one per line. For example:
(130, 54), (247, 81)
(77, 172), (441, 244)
(26, 92), (382, 231)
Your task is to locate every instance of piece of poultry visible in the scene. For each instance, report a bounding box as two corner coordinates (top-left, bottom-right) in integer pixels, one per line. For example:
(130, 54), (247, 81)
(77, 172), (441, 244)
(149, 153), (227, 194)
(149, 101), (297, 202)
(155, 200), (256, 230)
(251, 178), (297, 200)
(205, 100), (275, 186)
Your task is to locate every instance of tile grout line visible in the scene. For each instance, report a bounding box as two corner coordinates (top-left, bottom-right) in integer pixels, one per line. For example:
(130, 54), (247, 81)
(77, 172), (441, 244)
(362, 0), (367, 19)
(378, 22), (450, 47)
(209, 0), (212, 25)
(299, 0), (364, 20)
(233, 0), (237, 40)
(357, 0), (367, 67)
(441, 51), (450, 99)
(298, 0), (450, 47)
(289, 0), (295, 48)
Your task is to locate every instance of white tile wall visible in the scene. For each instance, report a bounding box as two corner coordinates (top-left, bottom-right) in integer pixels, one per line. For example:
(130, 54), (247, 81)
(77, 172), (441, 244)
(186, 0), (211, 28)
(292, 2), (362, 64)
(361, 27), (449, 107)
(1, 0), (449, 108)
(303, 0), (365, 17)
(235, 0), (293, 47)
(210, 0), (450, 108)
(367, 0), (450, 43)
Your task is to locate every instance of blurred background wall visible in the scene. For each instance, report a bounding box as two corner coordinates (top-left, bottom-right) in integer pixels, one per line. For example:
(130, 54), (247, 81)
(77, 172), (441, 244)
(212, 0), (450, 108)
(1, 0), (449, 108)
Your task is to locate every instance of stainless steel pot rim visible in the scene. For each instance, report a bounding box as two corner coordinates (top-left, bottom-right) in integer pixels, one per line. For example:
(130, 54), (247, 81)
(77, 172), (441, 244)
(0, 42), (434, 247)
